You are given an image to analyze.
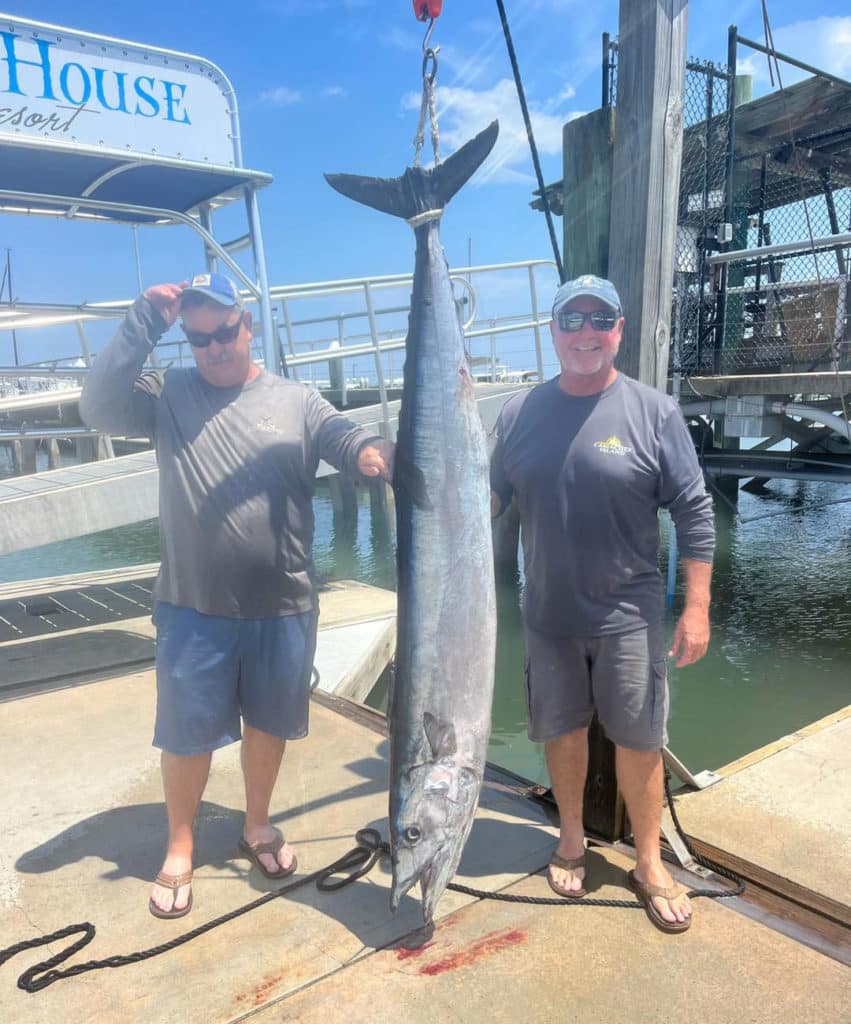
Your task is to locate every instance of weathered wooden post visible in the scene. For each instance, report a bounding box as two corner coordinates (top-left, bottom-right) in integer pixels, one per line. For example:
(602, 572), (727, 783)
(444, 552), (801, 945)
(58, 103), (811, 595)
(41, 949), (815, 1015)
(607, 0), (689, 391)
(562, 106), (616, 280)
(47, 438), (61, 470)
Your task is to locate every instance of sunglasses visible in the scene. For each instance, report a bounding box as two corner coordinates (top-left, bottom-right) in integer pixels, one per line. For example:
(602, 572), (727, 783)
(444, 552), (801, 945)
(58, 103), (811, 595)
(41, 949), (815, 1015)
(182, 311), (245, 348)
(557, 310), (619, 332)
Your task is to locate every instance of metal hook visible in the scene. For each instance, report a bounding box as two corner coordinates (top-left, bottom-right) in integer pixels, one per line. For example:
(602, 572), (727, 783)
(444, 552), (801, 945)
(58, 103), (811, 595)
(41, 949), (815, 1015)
(422, 16), (435, 54)
(422, 47), (439, 84)
(421, 17), (439, 83)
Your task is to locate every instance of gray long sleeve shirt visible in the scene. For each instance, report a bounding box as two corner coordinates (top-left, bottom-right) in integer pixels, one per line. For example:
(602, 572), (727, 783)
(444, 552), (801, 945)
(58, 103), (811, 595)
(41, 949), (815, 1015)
(80, 297), (381, 618)
(490, 374), (714, 637)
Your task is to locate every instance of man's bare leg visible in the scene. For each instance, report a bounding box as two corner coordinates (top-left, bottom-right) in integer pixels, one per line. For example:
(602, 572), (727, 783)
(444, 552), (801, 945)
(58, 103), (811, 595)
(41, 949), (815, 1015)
(615, 746), (691, 924)
(150, 751), (212, 913)
(544, 727), (589, 893)
(241, 725), (295, 873)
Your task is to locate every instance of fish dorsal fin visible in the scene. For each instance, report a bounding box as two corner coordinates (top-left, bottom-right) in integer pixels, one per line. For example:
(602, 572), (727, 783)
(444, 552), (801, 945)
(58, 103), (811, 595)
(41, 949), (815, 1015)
(423, 712), (457, 759)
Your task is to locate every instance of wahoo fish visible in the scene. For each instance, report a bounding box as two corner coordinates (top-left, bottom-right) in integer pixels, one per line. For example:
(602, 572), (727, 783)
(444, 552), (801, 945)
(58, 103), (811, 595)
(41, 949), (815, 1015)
(326, 121), (499, 923)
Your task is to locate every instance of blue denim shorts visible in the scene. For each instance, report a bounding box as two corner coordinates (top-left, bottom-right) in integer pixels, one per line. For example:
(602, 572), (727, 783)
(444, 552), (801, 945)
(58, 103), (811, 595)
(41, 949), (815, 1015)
(153, 602), (318, 756)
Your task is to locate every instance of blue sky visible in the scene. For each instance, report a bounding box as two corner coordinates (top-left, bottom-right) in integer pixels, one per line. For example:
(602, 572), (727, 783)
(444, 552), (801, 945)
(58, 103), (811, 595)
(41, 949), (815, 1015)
(2, 0), (851, 366)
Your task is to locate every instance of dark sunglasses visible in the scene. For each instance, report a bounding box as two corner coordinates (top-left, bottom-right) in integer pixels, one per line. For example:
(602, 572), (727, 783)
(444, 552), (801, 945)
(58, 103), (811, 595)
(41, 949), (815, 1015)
(557, 310), (619, 332)
(182, 311), (244, 348)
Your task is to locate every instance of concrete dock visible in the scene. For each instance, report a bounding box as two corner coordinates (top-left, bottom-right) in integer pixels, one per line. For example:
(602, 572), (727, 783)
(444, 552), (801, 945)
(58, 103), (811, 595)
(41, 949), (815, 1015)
(677, 707), (851, 938)
(0, 572), (848, 1022)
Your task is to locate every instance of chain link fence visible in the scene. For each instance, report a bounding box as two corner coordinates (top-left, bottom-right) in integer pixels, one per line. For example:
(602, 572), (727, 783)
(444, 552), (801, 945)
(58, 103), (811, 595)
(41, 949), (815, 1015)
(605, 36), (851, 377)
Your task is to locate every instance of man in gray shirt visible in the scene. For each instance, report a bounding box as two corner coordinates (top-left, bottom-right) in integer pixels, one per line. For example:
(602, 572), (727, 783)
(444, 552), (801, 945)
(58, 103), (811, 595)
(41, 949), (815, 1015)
(80, 273), (392, 919)
(490, 275), (713, 934)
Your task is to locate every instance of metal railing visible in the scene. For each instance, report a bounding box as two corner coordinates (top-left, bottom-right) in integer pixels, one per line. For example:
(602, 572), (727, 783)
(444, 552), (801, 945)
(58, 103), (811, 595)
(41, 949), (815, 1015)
(160, 258), (559, 432)
(0, 259), (559, 435)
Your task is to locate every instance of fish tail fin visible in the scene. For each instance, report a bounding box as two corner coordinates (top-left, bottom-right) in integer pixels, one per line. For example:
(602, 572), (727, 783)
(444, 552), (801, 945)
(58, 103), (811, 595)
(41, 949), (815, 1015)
(324, 121), (498, 222)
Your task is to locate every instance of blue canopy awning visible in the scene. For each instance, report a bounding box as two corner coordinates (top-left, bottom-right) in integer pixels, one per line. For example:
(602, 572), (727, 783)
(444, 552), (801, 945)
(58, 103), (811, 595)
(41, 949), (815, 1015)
(0, 137), (272, 224)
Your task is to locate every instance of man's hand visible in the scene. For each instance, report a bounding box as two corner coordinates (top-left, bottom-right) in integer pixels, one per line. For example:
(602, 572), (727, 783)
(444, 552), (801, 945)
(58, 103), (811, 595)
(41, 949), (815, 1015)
(143, 281), (189, 328)
(358, 439), (394, 481)
(668, 606), (710, 668)
(669, 556), (711, 667)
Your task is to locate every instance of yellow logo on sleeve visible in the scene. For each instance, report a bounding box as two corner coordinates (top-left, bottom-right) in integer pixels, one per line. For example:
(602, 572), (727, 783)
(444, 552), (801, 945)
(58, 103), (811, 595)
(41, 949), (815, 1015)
(593, 435), (633, 456)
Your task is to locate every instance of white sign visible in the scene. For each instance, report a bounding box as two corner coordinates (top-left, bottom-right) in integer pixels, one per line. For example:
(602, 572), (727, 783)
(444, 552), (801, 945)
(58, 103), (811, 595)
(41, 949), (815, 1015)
(0, 15), (237, 165)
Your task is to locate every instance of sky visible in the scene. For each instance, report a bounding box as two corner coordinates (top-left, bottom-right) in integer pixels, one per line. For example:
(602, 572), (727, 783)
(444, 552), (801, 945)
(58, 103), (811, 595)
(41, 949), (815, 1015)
(1, 0), (851, 366)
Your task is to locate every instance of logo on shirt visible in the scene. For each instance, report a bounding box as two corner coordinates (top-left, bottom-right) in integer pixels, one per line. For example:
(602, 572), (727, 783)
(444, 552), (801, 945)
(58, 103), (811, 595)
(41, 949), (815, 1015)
(256, 416), (281, 434)
(593, 435), (633, 457)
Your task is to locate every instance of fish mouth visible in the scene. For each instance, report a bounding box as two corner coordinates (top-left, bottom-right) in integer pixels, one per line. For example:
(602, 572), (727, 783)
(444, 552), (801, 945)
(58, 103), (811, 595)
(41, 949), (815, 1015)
(390, 848), (455, 924)
(390, 847), (427, 913)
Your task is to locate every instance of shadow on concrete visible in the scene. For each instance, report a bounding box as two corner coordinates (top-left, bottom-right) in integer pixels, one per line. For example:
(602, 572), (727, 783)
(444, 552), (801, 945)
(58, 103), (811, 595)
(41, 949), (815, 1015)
(15, 744), (392, 884)
(12, 736), (606, 952)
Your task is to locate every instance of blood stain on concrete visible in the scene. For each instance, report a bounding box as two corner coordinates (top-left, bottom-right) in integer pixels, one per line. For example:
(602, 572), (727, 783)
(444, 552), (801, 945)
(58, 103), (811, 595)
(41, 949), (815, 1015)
(395, 941), (435, 961)
(234, 969), (288, 1008)
(418, 929), (526, 977)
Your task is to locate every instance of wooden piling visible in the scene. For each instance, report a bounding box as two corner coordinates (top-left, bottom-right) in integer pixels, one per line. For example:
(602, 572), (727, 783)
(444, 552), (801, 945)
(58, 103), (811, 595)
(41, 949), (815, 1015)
(492, 497), (521, 578)
(328, 474), (358, 524)
(562, 107), (616, 280)
(46, 438), (61, 470)
(607, 0), (689, 390)
(16, 438), (37, 475)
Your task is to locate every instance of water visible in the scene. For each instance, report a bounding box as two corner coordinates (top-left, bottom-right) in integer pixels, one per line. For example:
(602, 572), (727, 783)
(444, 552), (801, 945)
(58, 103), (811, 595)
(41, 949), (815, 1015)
(1, 477), (848, 785)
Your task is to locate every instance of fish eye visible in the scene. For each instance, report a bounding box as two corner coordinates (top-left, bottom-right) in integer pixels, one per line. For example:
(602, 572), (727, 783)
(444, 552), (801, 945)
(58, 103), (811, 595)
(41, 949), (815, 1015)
(404, 826), (421, 844)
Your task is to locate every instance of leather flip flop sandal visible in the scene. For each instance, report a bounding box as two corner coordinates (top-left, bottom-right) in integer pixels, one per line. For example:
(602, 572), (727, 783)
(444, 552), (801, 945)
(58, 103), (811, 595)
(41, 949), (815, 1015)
(149, 870), (193, 920)
(547, 852), (587, 899)
(238, 828), (298, 880)
(627, 869), (692, 934)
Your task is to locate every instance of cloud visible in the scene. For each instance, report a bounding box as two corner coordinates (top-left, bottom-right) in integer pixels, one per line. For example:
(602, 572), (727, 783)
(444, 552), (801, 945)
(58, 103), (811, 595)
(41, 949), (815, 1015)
(322, 86), (348, 98)
(259, 86), (303, 106)
(380, 21), (502, 89)
(403, 78), (583, 185)
(740, 17), (851, 85)
(380, 26), (422, 52)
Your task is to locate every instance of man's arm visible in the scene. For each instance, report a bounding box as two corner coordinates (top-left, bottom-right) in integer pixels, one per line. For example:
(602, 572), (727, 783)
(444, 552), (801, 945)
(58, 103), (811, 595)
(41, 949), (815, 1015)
(668, 558), (711, 667)
(79, 284), (183, 437)
(658, 408), (715, 668)
(306, 388), (393, 482)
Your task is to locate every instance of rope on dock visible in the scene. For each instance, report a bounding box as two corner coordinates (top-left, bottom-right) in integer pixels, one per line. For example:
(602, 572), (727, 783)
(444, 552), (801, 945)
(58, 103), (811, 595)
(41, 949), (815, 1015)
(0, 828), (386, 994)
(1, 784), (744, 994)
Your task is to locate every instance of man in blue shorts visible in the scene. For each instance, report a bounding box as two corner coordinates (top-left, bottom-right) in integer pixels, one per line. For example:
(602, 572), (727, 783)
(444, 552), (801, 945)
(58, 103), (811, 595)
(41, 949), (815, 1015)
(81, 274), (393, 919)
(490, 275), (714, 933)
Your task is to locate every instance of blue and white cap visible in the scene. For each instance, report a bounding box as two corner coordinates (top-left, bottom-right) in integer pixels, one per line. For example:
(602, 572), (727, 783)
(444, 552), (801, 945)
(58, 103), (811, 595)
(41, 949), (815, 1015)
(182, 272), (242, 308)
(552, 274), (622, 317)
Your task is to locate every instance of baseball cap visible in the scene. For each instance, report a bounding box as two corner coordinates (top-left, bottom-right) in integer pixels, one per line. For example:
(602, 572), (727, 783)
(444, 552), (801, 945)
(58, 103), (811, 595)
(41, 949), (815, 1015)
(552, 274), (622, 317)
(182, 272), (242, 308)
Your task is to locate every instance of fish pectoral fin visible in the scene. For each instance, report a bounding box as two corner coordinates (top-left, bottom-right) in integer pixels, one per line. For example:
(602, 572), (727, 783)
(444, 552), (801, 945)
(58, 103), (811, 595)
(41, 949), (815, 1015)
(423, 712), (457, 759)
(393, 453), (432, 511)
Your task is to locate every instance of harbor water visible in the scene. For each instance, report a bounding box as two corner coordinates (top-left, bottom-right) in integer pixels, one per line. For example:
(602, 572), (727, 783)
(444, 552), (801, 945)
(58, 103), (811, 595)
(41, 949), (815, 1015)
(2, 456), (848, 785)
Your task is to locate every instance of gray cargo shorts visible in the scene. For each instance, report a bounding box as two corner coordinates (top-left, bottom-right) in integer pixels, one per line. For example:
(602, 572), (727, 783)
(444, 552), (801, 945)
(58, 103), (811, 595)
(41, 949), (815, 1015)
(523, 621), (669, 750)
